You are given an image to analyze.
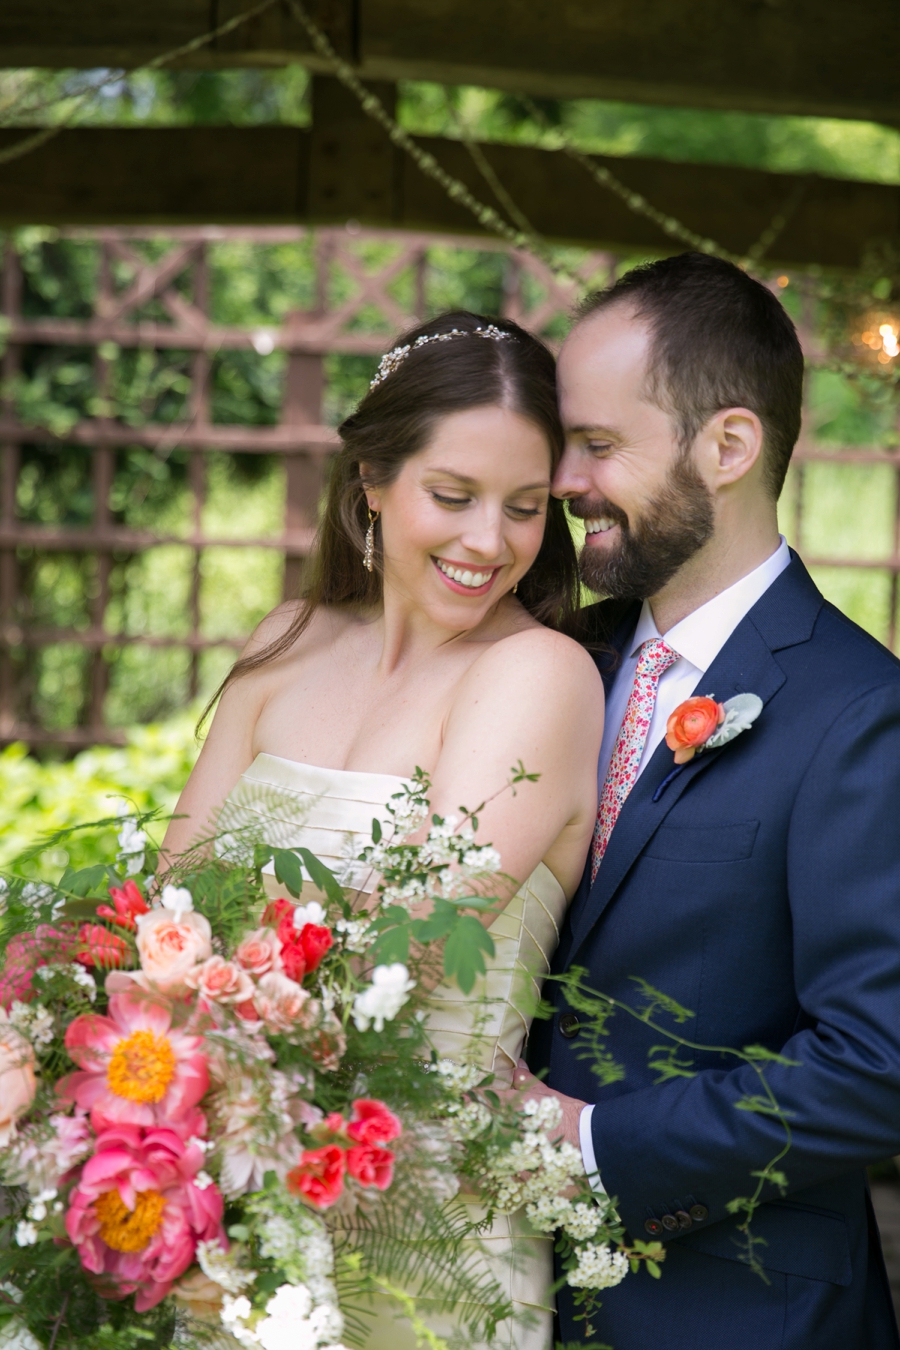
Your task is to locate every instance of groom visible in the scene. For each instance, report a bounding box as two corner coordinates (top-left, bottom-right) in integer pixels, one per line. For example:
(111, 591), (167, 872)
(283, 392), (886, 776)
(525, 252), (900, 1348)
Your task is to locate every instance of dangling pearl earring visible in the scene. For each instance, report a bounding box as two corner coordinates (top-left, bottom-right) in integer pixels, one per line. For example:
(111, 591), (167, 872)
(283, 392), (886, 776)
(363, 507), (378, 573)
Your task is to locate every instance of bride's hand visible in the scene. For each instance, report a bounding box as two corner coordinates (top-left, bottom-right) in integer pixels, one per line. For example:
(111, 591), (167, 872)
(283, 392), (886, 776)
(503, 1059), (586, 1152)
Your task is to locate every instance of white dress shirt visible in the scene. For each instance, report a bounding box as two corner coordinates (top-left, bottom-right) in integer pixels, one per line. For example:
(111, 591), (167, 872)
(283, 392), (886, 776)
(580, 537), (791, 1192)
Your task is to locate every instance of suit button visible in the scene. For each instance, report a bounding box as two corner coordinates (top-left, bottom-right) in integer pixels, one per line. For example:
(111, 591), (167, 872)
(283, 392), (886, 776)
(558, 1013), (580, 1039)
(661, 1213), (679, 1232)
(689, 1204), (708, 1223)
(675, 1210), (692, 1230)
(644, 1218), (664, 1237)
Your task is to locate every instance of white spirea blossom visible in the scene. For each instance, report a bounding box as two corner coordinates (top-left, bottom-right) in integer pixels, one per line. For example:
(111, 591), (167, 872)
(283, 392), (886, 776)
(14, 1221), (37, 1247)
(445, 1100), (491, 1140)
(196, 1239), (254, 1293)
(0, 1317), (42, 1350)
(35, 964), (96, 1000)
(432, 1059), (487, 1093)
(567, 1244), (629, 1290)
(293, 901), (326, 928)
(333, 917), (372, 953)
(351, 964), (415, 1032)
(220, 1294), (259, 1347)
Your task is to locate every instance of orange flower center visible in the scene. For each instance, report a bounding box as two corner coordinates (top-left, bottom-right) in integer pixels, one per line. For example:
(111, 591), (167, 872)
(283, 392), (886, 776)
(106, 1029), (176, 1103)
(94, 1188), (165, 1252)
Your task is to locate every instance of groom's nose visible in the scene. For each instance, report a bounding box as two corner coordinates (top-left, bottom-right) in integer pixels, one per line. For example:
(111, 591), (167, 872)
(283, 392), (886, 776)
(551, 443), (596, 499)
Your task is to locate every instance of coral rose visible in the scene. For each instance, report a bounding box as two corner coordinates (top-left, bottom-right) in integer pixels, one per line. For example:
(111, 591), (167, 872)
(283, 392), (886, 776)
(665, 695), (725, 765)
(59, 988), (209, 1130)
(97, 880), (150, 932)
(253, 972), (311, 1033)
(347, 1099), (402, 1146)
(65, 1123), (224, 1311)
(184, 957), (254, 1006)
(286, 1145), (344, 1209)
(0, 1015), (36, 1145)
(135, 909), (212, 993)
(346, 1144), (394, 1191)
(234, 927), (281, 978)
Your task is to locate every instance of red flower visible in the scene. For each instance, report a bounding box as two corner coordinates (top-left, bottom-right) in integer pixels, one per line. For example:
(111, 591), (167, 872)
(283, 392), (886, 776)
(262, 898), (294, 929)
(76, 923), (131, 970)
(277, 921), (333, 985)
(346, 1144), (394, 1191)
(347, 1099), (402, 1146)
(665, 696), (725, 765)
(97, 881), (150, 932)
(286, 1145), (345, 1209)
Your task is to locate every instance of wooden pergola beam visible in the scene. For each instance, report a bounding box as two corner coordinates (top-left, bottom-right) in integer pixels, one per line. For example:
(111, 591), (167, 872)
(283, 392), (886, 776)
(0, 0), (897, 125)
(0, 121), (896, 268)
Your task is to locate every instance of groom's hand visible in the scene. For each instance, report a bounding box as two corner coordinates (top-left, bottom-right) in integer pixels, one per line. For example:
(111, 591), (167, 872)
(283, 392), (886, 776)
(508, 1058), (585, 1150)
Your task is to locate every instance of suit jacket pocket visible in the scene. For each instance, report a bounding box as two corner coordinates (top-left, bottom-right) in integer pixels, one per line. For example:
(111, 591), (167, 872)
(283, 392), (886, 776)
(677, 1200), (852, 1285)
(644, 820), (760, 863)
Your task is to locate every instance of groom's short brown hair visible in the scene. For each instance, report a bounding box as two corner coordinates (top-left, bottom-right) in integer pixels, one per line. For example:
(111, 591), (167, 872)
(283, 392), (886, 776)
(576, 252), (804, 498)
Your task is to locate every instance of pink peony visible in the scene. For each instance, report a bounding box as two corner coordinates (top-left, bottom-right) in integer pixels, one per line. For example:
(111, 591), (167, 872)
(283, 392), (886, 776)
(347, 1099), (402, 1146)
(135, 909), (212, 993)
(286, 1145), (345, 1209)
(346, 1144), (394, 1191)
(59, 988), (209, 1131)
(65, 1123), (224, 1310)
(253, 972), (311, 1033)
(97, 881), (150, 933)
(184, 957), (254, 1006)
(234, 928), (282, 978)
(0, 1015), (36, 1145)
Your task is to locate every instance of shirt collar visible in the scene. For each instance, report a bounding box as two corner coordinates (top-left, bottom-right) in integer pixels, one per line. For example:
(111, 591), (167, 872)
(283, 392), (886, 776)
(627, 537), (791, 673)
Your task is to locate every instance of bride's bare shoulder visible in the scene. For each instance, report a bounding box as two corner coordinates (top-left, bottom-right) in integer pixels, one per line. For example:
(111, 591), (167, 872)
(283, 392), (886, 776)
(241, 600), (359, 665)
(461, 624), (604, 714)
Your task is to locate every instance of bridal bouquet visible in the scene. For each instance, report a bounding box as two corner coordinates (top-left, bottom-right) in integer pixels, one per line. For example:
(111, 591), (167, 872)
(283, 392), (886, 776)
(0, 777), (642, 1350)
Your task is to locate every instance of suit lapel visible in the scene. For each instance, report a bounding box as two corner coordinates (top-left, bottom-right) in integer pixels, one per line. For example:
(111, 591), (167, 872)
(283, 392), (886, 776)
(567, 555), (822, 964)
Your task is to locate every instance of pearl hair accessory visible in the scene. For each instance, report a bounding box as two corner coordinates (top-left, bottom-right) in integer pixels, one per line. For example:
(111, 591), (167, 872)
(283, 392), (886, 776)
(369, 324), (516, 390)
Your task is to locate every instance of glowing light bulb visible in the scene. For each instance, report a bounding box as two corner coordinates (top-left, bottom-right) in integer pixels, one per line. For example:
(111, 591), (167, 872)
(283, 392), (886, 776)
(878, 323), (899, 358)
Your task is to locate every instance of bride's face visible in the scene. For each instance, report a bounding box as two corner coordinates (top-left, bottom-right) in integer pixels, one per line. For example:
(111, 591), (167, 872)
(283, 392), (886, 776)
(365, 404), (552, 629)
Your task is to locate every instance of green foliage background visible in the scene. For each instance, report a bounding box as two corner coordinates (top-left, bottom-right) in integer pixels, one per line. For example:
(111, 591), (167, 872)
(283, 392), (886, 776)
(0, 66), (898, 846)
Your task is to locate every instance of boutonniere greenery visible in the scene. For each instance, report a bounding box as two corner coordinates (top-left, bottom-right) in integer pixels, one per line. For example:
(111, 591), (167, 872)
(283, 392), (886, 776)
(653, 693), (763, 801)
(665, 692), (764, 764)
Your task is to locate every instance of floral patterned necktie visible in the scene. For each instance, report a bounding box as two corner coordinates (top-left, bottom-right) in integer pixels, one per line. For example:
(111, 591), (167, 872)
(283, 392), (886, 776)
(591, 638), (679, 882)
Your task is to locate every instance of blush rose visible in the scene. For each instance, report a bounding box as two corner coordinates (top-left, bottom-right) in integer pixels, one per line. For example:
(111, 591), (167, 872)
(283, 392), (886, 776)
(0, 1017), (37, 1145)
(135, 909), (212, 993)
(234, 928), (281, 978)
(184, 957), (254, 1006)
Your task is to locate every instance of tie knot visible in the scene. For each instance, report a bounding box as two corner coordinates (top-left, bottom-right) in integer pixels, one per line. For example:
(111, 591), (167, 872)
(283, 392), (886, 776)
(635, 638), (678, 678)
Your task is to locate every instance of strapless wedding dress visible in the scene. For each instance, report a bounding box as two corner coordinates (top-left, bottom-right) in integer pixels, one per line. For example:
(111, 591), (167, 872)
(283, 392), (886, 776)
(219, 753), (568, 1350)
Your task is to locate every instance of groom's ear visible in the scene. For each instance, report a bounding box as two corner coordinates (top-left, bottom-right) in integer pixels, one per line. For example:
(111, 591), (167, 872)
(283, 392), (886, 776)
(701, 407), (765, 490)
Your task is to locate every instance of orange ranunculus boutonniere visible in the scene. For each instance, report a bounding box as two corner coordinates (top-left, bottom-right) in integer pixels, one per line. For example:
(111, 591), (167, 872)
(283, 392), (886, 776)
(665, 692), (764, 765)
(666, 696), (725, 764)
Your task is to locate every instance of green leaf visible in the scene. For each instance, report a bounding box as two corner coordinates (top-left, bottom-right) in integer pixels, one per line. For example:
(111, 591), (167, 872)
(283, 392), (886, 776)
(369, 924), (411, 966)
(410, 899), (457, 944)
(297, 848), (344, 907)
(60, 863), (110, 897)
(646, 1260), (662, 1278)
(371, 817), (382, 844)
(273, 848), (304, 898)
(443, 916), (494, 994)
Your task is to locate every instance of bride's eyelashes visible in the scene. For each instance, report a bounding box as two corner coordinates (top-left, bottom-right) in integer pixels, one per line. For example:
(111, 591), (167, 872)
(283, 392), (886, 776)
(428, 490), (545, 519)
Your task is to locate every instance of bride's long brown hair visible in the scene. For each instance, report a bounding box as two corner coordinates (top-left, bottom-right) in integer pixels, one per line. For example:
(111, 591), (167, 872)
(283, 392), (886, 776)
(202, 310), (580, 725)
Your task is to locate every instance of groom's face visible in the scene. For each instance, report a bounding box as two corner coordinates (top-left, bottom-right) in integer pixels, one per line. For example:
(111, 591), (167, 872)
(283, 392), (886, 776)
(553, 304), (714, 600)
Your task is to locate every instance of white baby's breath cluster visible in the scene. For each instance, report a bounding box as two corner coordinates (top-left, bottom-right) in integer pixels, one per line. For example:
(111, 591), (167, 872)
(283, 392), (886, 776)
(567, 1244), (630, 1290)
(7, 1001), (54, 1047)
(333, 916), (372, 954)
(35, 962), (97, 1001)
(196, 1239), (254, 1294)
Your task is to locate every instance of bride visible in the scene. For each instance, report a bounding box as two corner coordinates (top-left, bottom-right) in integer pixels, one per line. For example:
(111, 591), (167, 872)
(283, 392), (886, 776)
(163, 310), (605, 1349)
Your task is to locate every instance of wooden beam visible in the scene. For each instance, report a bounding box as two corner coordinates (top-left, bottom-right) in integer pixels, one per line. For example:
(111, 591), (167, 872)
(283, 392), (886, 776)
(0, 0), (897, 125)
(0, 123), (896, 268)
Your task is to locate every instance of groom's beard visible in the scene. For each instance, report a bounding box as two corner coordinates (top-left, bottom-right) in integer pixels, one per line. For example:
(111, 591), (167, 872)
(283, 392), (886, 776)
(571, 453), (715, 600)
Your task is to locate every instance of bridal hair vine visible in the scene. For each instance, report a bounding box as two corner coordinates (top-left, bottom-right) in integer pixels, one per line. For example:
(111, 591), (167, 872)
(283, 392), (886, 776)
(369, 324), (516, 390)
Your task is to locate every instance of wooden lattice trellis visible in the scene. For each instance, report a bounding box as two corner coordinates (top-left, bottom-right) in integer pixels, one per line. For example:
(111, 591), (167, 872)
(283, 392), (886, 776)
(0, 226), (898, 749)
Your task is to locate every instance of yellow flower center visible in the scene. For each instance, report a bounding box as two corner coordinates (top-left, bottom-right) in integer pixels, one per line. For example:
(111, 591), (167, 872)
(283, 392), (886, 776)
(94, 1188), (166, 1253)
(106, 1029), (176, 1103)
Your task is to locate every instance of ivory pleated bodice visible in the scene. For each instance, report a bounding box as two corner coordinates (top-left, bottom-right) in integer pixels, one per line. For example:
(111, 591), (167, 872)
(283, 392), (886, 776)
(218, 753), (568, 1079)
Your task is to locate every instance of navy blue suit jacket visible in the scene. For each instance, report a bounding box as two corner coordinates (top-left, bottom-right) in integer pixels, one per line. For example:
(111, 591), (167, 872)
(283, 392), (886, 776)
(530, 555), (900, 1349)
